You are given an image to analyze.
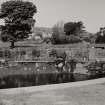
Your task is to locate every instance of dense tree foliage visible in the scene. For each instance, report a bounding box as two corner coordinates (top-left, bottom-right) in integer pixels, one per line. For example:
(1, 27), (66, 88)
(0, 0), (37, 48)
(95, 27), (105, 43)
(51, 21), (83, 44)
(64, 21), (84, 36)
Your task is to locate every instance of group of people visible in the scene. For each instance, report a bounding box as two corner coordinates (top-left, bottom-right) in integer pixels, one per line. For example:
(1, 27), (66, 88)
(53, 52), (77, 73)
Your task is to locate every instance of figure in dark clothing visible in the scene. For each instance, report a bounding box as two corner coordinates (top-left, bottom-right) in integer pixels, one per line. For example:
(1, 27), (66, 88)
(54, 58), (65, 72)
(69, 59), (77, 73)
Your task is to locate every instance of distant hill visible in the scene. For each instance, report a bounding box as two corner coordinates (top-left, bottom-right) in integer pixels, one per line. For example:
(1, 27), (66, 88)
(33, 27), (52, 34)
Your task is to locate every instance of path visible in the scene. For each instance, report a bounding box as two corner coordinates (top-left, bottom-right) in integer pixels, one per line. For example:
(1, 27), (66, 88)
(0, 78), (105, 105)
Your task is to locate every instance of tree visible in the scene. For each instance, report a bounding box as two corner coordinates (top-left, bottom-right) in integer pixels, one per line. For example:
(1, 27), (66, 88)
(63, 21), (85, 43)
(95, 27), (105, 43)
(51, 21), (84, 44)
(0, 0), (37, 48)
(51, 21), (65, 44)
(64, 21), (84, 36)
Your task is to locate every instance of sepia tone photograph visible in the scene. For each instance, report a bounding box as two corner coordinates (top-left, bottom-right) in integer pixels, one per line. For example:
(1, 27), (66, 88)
(0, 0), (105, 105)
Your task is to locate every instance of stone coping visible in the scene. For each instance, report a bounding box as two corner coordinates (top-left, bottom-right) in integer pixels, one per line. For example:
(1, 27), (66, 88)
(0, 77), (105, 94)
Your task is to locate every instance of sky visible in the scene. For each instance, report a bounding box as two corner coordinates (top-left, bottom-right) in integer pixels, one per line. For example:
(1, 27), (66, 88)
(0, 0), (105, 33)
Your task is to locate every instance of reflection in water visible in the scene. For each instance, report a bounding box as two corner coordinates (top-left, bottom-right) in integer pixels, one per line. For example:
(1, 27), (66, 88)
(0, 73), (94, 89)
(0, 62), (105, 89)
(0, 72), (105, 89)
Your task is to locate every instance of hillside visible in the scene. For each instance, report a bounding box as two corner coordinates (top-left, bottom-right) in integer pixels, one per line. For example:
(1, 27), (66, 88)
(33, 27), (52, 34)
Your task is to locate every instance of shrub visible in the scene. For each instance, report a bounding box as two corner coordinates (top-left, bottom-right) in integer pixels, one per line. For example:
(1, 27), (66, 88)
(4, 50), (11, 59)
(49, 49), (66, 59)
(84, 61), (104, 75)
(32, 49), (40, 58)
(51, 33), (81, 44)
(65, 35), (81, 43)
(20, 50), (26, 55)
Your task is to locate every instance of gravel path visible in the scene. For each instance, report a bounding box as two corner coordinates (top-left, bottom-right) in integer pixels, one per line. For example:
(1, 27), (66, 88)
(0, 78), (105, 105)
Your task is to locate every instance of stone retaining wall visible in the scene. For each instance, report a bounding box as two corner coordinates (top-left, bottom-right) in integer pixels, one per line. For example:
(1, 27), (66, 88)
(0, 46), (104, 62)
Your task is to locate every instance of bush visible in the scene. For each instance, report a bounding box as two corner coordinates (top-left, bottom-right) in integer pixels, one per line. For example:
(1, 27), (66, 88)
(95, 35), (105, 43)
(4, 50), (11, 59)
(32, 49), (40, 58)
(84, 61), (105, 75)
(65, 35), (81, 43)
(20, 50), (26, 55)
(49, 49), (66, 60)
(51, 33), (81, 44)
